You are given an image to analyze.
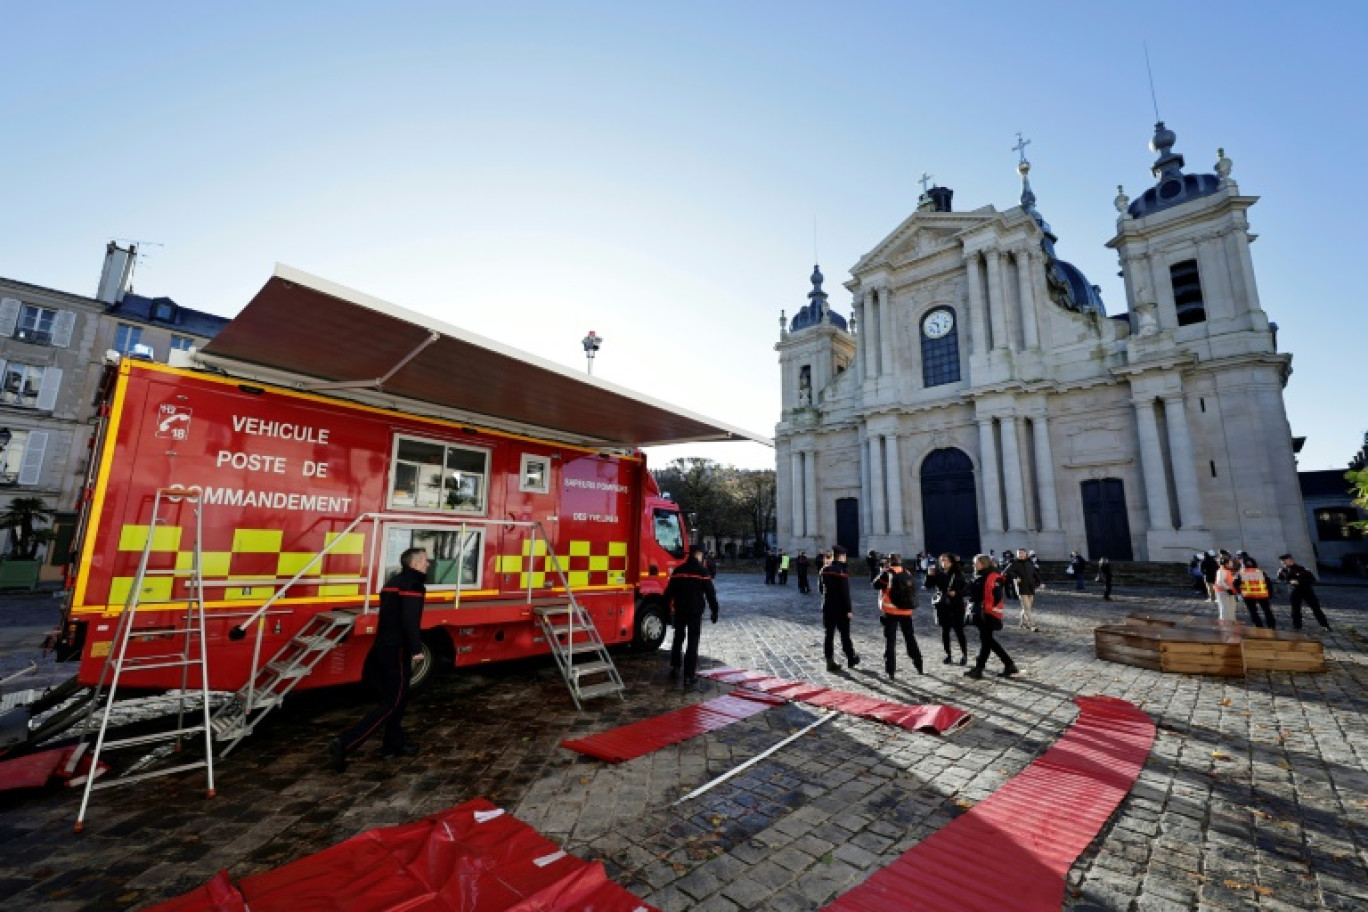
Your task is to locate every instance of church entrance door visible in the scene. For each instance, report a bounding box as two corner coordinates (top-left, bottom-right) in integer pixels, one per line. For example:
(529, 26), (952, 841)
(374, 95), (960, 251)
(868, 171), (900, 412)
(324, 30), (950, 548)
(835, 497), (860, 556)
(920, 448), (981, 559)
(1081, 478), (1134, 561)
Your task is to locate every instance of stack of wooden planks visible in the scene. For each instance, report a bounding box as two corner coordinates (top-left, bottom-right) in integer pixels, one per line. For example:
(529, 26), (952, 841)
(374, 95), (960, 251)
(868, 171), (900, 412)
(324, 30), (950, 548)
(1095, 614), (1324, 675)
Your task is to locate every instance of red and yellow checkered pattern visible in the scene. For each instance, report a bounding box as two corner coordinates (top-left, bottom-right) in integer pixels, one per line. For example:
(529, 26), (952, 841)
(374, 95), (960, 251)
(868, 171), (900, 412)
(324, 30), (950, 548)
(495, 539), (628, 590)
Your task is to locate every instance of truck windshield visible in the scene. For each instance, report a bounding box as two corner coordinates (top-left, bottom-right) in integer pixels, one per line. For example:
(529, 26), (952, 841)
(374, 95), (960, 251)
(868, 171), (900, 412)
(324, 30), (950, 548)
(653, 509), (685, 559)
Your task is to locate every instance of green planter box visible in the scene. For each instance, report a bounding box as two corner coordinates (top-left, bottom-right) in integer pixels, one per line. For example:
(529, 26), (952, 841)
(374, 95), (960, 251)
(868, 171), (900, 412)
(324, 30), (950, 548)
(0, 559), (41, 590)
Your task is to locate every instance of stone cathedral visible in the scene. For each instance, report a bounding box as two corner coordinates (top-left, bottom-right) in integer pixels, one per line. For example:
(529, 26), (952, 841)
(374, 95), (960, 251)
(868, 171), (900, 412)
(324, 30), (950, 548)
(774, 123), (1312, 564)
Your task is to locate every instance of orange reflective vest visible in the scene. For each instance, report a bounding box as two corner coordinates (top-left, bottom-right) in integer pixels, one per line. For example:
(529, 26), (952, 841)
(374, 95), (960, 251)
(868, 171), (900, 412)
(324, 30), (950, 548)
(1238, 568), (1269, 599)
(879, 568), (914, 617)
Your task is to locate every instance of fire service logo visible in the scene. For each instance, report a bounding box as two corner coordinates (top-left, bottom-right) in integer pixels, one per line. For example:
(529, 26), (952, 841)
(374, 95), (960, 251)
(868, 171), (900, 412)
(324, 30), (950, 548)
(155, 403), (193, 440)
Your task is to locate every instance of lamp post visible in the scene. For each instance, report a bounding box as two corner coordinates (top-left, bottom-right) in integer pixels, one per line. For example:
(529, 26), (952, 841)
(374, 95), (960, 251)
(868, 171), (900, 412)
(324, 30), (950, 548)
(582, 331), (602, 375)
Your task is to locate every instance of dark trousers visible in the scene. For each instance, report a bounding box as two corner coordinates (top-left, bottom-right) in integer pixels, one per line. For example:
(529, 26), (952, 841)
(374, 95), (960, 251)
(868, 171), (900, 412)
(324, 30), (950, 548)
(823, 613), (857, 664)
(936, 603), (967, 657)
(797, 571), (810, 593)
(1102, 578), (1113, 600)
(670, 609), (704, 679)
(973, 615), (1013, 671)
(881, 613), (922, 674)
(1244, 598), (1276, 629)
(1290, 589), (1329, 629)
(778, 568), (789, 585)
(339, 645), (412, 754)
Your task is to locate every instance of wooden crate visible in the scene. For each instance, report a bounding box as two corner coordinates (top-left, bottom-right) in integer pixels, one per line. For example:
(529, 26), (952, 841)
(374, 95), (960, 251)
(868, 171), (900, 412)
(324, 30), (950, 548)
(1095, 615), (1324, 676)
(1242, 631), (1325, 672)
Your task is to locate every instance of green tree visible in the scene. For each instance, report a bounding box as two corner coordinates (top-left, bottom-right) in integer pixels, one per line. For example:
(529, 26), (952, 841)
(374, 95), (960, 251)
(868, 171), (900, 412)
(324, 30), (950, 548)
(729, 468), (776, 556)
(0, 496), (55, 560)
(1346, 431), (1368, 534)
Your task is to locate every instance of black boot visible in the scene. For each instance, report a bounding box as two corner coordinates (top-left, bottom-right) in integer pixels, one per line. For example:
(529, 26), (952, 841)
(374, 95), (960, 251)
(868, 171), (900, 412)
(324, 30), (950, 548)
(327, 737), (346, 773)
(964, 667), (984, 680)
(826, 660), (840, 672)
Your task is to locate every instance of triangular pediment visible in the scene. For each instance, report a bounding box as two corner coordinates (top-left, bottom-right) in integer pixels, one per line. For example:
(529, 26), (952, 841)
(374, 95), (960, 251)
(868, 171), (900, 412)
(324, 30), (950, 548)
(851, 207), (999, 276)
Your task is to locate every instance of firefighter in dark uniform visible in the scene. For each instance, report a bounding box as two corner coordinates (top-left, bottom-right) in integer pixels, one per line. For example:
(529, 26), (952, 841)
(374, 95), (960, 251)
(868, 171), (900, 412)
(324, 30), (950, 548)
(665, 544), (719, 687)
(1278, 554), (1331, 630)
(820, 545), (860, 672)
(329, 547), (428, 771)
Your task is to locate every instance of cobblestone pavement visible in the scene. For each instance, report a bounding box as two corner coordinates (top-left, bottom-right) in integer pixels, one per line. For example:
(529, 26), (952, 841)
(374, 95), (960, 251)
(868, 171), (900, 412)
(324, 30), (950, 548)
(1, 576), (1365, 911)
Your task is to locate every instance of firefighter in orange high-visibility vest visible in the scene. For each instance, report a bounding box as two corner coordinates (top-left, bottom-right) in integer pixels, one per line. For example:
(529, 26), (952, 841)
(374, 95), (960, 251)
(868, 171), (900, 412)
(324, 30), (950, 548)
(964, 554), (1018, 680)
(1236, 555), (1276, 629)
(873, 554), (923, 679)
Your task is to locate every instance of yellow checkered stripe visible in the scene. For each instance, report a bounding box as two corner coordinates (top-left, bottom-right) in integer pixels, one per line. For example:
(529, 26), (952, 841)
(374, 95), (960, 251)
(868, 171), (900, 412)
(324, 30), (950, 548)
(495, 539), (628, 590)
(109, 525), (366, 606)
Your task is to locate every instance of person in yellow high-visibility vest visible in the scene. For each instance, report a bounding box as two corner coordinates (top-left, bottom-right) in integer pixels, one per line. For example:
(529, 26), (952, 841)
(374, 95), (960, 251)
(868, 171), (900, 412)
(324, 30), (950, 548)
(1236, 555), (1276, 629)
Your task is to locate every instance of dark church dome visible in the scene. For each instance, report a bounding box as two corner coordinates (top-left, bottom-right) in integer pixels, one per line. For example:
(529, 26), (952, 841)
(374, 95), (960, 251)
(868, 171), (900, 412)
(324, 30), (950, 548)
(1127, 121), (1222, 218)
(789, 264), (849, 332)
(1055, 260), (1107, 316)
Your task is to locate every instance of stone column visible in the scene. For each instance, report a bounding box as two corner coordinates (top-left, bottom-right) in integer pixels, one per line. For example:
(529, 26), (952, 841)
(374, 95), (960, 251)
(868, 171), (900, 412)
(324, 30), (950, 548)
(859, 432), (871, 536)
(869, 436), (887, 536)
(977, 418), (1004, 533)
(986, 250), (1008, 351)
(885, 435), (905, 534)
(1016, 248), (1039, 348)
(878, 286), (895, 377)
(858, 294), (875, 381)
(804, 449), (819, 541)
(1133, 398), (1174, 530)
(1031, 415), (1062, 530)
(1196, 237), (1234, 323)
(1162, 395), (1205, 529)
(999, 417), (1028, 531)
(965, 251), (987, 355)
(791, 451), (805, 537)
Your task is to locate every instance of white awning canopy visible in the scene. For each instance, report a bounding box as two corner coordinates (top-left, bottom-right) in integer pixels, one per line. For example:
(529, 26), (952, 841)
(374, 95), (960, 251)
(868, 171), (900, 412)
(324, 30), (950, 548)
(198, 265), (771, 449)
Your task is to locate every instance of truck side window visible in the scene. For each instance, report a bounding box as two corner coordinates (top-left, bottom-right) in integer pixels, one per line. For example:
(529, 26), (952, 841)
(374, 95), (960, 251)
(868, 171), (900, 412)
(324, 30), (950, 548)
(384, 526), (483, 589)
(653, 509), (685, 559)
(519, 454), (549, 493)
(390, 436), (490, 513)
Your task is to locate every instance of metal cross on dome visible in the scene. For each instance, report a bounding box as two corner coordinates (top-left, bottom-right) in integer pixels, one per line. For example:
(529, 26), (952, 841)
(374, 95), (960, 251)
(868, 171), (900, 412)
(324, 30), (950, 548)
(1013, 132), (1032, 164)
(918, 172), (934, 193)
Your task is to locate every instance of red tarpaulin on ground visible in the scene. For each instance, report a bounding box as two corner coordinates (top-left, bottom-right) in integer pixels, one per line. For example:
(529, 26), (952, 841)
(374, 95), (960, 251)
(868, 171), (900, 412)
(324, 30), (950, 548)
(698, 667), (971, 735)
(823, 695), (1156, 912)
(560, 689), (787, 762)
(142, 798), (657, 912)
(0, 745), (108, 792)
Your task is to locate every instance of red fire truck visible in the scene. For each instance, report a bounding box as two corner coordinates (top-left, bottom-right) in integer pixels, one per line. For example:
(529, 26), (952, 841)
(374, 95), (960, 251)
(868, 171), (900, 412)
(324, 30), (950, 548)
(55, 266), (763, 701)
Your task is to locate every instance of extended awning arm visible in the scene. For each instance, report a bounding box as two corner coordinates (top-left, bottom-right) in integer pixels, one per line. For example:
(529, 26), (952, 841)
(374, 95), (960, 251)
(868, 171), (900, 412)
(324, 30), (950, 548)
(301, 330), (441, 392)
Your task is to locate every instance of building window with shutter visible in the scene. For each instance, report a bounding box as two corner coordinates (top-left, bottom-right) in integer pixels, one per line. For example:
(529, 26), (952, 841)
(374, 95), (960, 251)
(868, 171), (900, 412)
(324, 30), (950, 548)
(0, 429), (47, 486)
(1, 364), (45, 408)
(115, 324), (144, 354)
(16, 305), (57, 345)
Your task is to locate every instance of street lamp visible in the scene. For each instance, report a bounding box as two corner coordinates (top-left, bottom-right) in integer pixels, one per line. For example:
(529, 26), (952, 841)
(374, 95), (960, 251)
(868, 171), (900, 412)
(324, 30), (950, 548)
(582, 331), (602, 375)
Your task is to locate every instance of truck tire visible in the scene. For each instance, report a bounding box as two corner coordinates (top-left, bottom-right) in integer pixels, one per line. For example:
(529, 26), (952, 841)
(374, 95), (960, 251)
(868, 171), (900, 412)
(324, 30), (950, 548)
(410, 629), (453, 692)
(632, 598), (669, 652)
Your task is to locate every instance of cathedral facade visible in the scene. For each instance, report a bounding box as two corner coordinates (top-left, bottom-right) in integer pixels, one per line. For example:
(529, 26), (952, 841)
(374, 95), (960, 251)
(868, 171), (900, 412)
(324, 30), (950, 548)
(774, 124), (1312, 564)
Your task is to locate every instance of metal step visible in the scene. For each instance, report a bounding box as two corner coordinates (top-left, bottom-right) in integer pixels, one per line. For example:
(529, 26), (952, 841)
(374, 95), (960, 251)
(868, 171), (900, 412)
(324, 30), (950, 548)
(531, 604), (574, 618)
(575, 681), (625, 701)
(563, 641), (604, 656)
(570, 660), (612, 677)
(266, 660), (312, 679)
(103, 725), (208, 750)
(291, 634), (342, 651)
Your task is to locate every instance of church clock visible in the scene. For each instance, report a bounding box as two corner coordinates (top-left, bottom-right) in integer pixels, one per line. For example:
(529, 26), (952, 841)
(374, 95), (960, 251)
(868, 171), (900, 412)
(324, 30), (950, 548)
(923, 308), (954, 339)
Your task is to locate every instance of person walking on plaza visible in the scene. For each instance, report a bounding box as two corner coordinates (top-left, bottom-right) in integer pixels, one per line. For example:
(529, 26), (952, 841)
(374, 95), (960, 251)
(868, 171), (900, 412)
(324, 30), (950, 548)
(820, 546), (860, 672)
(778, 550), (790, 585)
(925, 553), (968, 665)
(704, 551), (718, 579)
(764, 550), (778, 585)
(1277, 554), (1331, 630)
(1200, 550), (1219, 602)
(1004, 547), (1045, 630)
(873, 554), (923, 678)
(329, 547), (429, 771)
(666, 544), (720, 688)
(964, 554), (1018, 679)
(795, 550), (812, 593)
(1236, 555), (1276, 629)
(1097, 557), (1114, 601)
(1068, 551), (1087, 590)
(1213, 554), (1239, 622)
(866, 549), (880, 581)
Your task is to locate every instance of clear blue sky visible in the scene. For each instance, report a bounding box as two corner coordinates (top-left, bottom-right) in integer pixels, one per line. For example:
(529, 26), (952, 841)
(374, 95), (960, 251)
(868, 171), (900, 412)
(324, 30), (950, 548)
(3, 1), (1363, 472)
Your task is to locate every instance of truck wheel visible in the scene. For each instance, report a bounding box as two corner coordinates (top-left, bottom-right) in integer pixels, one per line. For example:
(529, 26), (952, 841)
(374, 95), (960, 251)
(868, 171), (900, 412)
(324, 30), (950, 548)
(633, 599), (669, 651)
(410, 630), (453, 692)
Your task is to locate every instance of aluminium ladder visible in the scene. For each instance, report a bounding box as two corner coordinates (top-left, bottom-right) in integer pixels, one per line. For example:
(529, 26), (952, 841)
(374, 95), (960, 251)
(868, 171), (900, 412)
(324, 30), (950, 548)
(210, 609), (356, 755)
(532, 525), (625, 710)
(75, 487), (215, 833)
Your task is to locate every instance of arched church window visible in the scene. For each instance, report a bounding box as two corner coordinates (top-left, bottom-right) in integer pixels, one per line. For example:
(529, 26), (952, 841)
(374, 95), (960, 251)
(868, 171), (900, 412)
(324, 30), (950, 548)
(920, 307), (961, 387)
(1170, 260), (1205, 326)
